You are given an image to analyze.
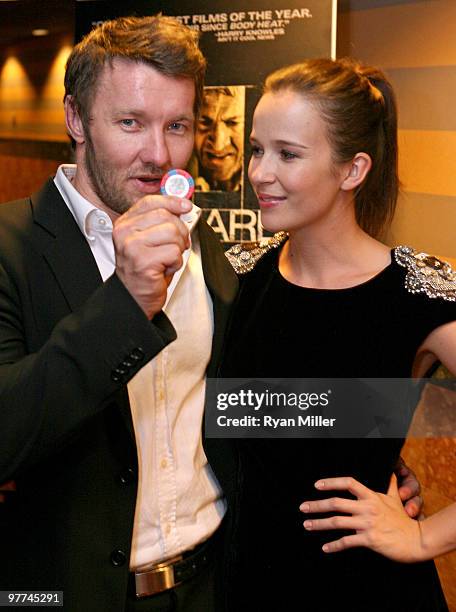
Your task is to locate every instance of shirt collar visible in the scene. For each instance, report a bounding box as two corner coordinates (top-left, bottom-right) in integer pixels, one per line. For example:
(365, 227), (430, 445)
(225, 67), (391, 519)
(180, 203), (202, 234)
(54, 164), (111, 241)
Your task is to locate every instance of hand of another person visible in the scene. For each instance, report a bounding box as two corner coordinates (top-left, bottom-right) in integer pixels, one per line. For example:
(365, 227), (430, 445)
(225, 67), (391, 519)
(0, 480), (16, 503)
(113, 195), (192, 319)
(394, 456), (423, 519)
(299, 474), (426, 563)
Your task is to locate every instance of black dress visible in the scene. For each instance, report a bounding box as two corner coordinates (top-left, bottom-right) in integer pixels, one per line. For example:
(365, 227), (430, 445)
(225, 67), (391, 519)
(220, 238), (455, 611)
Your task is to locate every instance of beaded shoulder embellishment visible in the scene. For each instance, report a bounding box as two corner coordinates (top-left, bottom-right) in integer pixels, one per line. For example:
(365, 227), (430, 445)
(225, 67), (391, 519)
(394, 245), (456, 302)
(225, 232), (288, 274)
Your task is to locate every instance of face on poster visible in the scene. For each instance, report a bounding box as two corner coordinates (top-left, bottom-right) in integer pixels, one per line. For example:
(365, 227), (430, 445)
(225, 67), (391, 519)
(194, 86), (245, 193)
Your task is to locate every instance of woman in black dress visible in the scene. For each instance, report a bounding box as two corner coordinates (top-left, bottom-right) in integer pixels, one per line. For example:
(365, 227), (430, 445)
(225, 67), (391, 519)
(221, 58), (455, 610)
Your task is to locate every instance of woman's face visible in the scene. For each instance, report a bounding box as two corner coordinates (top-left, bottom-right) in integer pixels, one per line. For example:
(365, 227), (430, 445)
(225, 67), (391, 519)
(248, 90), (350, 234)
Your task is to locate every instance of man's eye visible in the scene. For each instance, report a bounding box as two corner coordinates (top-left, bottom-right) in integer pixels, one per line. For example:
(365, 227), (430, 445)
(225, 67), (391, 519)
(169, 122), (186, 133)
(120, 119), (136, 128)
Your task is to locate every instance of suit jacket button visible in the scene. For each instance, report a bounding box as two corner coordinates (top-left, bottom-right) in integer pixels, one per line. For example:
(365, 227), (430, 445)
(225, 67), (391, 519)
(110, 550), (127, 567)
(130, 348), (145, 362)
(111, 367), (128, 383)
(118, 468), (135, 485)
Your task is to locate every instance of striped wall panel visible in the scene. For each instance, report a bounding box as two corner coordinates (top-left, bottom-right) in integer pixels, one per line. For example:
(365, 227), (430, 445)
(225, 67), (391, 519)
(387, 191), (456, 256)
(387, 66), (456, 131)
(338, 0), (456, 68)
(398, 130), (456, 198)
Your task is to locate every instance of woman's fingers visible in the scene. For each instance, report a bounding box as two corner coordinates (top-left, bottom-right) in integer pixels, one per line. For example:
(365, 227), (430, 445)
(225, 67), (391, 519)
(300, 496), (359, 515)
(303, 515), (364, 532)
(321, 534), (366, 553)
(314, 476), (374, 500)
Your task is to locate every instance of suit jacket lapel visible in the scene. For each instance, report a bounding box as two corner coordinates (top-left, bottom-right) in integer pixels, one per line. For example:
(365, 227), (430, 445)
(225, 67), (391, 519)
(198, 221), (239, 515)
(31, 179), (102, 311)
(198, 219), (238, 376)
(31, 179), (136, 439)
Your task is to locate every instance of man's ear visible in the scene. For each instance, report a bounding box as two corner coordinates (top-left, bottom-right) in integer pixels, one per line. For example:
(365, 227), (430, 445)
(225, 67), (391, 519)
(341, 152), (372, 191)
(65, 96), (86, 145)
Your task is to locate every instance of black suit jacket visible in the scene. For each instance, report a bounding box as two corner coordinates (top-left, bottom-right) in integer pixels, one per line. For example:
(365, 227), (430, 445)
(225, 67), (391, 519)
(0, 179), (238, 611)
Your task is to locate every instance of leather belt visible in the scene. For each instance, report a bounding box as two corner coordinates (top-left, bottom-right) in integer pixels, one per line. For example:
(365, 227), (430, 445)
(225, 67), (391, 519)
(129, 533), (217, 598)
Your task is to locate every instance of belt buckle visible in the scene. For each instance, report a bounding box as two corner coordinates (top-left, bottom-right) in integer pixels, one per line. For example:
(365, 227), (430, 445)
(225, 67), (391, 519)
(135, 555), (183, 598)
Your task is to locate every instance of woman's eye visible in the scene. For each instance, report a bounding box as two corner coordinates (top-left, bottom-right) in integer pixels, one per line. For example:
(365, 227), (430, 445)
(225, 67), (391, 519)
(280, 149), (297, 160)
(250, 145), (263, 157)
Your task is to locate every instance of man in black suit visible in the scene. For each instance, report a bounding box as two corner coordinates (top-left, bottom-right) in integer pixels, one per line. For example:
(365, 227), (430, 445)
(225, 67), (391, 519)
(0, 15), (237, 612)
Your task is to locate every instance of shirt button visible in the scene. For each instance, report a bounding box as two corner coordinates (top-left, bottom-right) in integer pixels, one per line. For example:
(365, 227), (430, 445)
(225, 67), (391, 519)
(160, 458), (167, 469)
(110, 549), (127, 567)
(118, 468), (136, 485)
(99, 218), (106, 226)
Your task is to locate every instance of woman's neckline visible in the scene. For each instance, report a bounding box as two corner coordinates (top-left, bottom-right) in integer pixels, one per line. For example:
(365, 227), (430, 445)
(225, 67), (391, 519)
(273, 246), (395, 292)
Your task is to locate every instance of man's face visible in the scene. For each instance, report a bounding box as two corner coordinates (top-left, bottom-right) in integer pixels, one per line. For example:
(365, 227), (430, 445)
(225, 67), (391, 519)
(195, 88), (244, 187)
(76, 58), (195, 217)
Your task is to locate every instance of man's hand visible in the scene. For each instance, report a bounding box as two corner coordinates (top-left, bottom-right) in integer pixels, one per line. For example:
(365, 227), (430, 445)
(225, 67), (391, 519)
(113, 195), (192, 319)
(394, 456), (423, 519)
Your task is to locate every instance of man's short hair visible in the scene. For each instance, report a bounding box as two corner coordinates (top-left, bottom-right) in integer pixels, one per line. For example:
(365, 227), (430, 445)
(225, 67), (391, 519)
(64, 15), (206, 126)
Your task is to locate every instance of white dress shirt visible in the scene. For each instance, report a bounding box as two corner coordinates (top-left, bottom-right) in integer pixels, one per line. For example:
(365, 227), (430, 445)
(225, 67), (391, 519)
(54, 165), (226, 570)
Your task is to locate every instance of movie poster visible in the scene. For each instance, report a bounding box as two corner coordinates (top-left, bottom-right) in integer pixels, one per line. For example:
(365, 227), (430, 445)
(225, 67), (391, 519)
(76, 0), (336, 245)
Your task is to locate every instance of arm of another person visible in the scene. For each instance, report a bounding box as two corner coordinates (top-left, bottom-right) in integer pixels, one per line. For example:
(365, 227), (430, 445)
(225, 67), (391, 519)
(394, 456), (423, 518)
(299, 320), (456, 562)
